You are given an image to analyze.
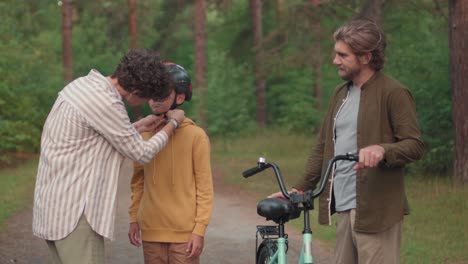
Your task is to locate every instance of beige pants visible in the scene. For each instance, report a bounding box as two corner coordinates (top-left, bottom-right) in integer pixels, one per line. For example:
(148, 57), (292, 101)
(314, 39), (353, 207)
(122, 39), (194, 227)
(46, 214), (105, 264)
(334, 209), (402, 264)
(142, 241), (200, 264)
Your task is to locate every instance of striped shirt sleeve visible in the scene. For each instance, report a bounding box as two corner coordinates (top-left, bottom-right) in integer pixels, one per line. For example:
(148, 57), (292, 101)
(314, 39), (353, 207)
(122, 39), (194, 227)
(62, 75), (168, 163)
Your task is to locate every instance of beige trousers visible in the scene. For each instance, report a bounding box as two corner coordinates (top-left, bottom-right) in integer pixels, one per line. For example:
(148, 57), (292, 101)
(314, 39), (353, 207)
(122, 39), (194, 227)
(142, 241), (200, 264)
(334, 209), (402, 264)
(46, 214), (105, 264)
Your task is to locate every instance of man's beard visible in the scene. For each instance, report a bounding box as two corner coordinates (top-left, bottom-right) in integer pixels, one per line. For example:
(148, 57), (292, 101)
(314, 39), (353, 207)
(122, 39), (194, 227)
(339, 67), (361, 81)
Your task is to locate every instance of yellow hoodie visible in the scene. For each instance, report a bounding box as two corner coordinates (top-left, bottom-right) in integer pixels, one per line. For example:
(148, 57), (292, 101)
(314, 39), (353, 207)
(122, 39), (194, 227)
(128, 118), (213, 242)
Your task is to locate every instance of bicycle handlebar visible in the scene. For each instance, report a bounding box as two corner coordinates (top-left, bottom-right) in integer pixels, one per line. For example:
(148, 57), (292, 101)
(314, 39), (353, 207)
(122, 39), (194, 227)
(242, 166), (268, 178)
(242, 153), (359, 201)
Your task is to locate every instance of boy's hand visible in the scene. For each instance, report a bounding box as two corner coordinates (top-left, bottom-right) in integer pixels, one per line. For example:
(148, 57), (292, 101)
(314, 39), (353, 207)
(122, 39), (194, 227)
(186, 234), (204, 259)
(128, 222), (142, 247)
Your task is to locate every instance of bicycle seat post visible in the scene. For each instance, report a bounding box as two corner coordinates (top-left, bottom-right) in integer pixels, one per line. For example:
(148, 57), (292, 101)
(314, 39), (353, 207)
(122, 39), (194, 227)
(278, 220), (285, 238)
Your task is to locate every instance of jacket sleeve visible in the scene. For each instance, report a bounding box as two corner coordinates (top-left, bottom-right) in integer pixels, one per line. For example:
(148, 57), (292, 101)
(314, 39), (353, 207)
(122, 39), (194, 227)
(294, 120), (326, 191)
(191, 132), (214, 237)
(61, 80), (170, 164)
(380, 88), (425, 167)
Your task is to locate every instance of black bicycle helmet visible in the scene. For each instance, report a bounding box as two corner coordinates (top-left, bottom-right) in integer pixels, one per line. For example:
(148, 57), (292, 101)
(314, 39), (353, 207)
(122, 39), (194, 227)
(164, 62), (192, 101)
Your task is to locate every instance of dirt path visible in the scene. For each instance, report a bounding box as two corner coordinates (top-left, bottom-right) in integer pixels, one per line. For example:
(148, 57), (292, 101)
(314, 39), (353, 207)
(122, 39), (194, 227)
(0, 159), (332, 263)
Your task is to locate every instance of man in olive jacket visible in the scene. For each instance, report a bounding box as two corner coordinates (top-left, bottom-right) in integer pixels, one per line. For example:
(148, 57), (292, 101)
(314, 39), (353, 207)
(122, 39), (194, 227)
(270, 20), (424, 264)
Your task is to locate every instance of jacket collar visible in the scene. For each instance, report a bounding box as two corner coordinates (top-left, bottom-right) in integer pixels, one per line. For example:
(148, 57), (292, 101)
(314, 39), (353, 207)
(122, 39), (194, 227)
(360, 71), (382, 90)
(339, 70), (382, 91)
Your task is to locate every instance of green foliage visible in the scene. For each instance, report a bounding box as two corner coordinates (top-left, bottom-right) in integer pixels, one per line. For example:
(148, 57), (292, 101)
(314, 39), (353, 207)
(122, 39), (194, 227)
(205, 52), (256, 138)
(0, 159), (37, 230)
(0, 119), (40, 155)
(402, 175), (468, 263)
(72, 1), (131, 76)
(0, 0), (456, 175)
(267, 69), (321, 131)
(383, 1), (452, 174)
(149, 0), (195, 67)
(0, 1), (63, 160)
(206, 1), (252, 64)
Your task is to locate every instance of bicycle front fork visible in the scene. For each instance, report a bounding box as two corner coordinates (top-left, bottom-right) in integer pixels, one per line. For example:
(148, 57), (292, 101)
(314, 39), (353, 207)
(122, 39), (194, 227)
(299, 233), (313, 264)
(300, 209), (314, 264)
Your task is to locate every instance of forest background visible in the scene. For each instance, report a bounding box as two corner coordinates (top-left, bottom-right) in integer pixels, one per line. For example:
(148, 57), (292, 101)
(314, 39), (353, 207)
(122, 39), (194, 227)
(0, 0), (467, 262)
(0, 0), (462, 176)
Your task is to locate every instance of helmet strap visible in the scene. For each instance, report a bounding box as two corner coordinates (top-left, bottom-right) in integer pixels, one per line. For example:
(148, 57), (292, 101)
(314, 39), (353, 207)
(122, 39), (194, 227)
(169, 94), (184, 110)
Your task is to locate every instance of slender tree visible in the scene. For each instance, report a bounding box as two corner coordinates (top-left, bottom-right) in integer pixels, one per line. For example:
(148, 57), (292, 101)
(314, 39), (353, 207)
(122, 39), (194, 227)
(152, 2), (184, 53)
(176, 0), (185, 9)
(194, 0), (208, 129)
(310, 0), (322, 109)
(356, 0), (386, 25)
(250, 0), (266, 127)
(61, 0), (73, 84)
(449, 0), (468, 183)
(128, 0), (138, 50)
(276, 0), (284, 21)
(127, 0), (143, 121)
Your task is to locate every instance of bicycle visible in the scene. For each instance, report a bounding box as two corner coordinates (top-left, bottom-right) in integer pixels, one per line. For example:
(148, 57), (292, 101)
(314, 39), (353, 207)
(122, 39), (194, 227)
(242, 153), (358, 264)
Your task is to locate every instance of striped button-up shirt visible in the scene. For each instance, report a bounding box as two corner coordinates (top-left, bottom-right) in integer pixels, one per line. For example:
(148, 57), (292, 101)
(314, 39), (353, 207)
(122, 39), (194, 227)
(33, 70), (168, 240)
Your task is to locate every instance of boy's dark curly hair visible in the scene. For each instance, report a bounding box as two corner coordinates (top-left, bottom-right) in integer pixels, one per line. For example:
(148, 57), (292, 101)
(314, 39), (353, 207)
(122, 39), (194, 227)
(111, 49), (173, 100)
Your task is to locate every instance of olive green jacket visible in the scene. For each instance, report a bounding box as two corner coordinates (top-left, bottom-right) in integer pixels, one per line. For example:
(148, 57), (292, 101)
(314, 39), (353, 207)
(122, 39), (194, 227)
(295, 71), (424, 233)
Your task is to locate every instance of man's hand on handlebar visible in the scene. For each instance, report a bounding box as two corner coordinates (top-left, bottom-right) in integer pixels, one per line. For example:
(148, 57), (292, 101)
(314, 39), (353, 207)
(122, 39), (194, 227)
(353, 145), (385, 170)
(268, 188), (301, 199)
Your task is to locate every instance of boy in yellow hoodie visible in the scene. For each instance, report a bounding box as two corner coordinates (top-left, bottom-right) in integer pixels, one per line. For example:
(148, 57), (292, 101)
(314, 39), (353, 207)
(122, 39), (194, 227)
(128, 63), (213, 264)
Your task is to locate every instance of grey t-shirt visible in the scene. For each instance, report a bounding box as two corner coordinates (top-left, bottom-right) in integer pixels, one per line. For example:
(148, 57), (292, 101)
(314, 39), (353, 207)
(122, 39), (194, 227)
(333, 84), (360, 212)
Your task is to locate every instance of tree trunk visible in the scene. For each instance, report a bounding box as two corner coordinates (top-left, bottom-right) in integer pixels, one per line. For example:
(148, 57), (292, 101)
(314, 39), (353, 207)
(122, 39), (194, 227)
(128, 0), (138, 50)
(127, 0), (143, 121)
(194, 0), (208, 129)
(276, 0), (284, 22)
(61, 0), (73, 84)
(356, 0), (385, 25)
(176, 0), (185, 9)
(310, 0), (322, 110)
(449, 0), (468, 184)
(250, 0), (266, 127)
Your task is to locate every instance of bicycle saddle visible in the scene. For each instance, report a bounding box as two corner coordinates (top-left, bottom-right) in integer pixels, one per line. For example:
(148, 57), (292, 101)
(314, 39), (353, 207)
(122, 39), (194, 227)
(257, 197), (301, 224)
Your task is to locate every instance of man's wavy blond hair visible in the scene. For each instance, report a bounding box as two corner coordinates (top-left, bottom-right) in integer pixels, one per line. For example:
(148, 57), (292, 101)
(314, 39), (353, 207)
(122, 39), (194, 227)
(334, 19), (386, 71)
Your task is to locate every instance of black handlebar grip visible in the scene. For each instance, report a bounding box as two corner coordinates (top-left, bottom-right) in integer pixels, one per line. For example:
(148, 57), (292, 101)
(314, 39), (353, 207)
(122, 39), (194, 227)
(242, 166), (264, 178)
(347, 152), (359, 161)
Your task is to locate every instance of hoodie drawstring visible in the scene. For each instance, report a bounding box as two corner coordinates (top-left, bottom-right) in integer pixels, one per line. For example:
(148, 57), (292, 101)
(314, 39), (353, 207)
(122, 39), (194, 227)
(171, 136), (175, 186)
(152, 131), (176, 187)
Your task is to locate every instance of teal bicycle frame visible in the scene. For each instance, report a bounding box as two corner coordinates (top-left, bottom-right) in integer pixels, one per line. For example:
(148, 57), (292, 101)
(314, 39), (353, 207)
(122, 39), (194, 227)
(244, 153), (359, 264)
(255, 198), (314, 264)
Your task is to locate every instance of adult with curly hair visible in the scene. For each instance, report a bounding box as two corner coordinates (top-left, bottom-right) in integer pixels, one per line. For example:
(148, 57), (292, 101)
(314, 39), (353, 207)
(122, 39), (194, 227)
(33, 49), (185, 264)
